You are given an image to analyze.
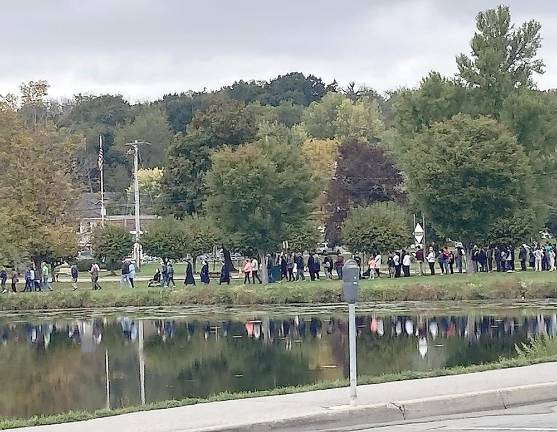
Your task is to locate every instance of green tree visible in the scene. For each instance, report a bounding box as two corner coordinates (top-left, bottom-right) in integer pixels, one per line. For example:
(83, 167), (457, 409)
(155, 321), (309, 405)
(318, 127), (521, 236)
(205, 138), (318, 283)
(141, 217), (188, 263)
(282, 221), (321, 253)
(113, 106), (173, 168)
(91, 225), (134, 273)
(342, 203), (411, 254)
(160, 100), (258, 217)
(397, 114), (536, 251)
(456, 5), (544, 115)
(182, 215), (221, 269)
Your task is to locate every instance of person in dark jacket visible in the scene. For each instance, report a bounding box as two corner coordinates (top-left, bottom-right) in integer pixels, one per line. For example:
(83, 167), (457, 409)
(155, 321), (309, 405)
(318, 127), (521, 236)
(167, 263), (176, 287)
(219, 261), (230, 285)
(184, 260), (195, 286)
(295, 253), (305, 281)
(478, 248), (487, 272)
(307, 253), (316, 281)
(280, 253), (288, 280)
(494, 247), (502, 272)
(519, 245), (528, 272)
(200, 260), (210, 284)
(70, 264), (79, 291)
(0, 268), (7, 293)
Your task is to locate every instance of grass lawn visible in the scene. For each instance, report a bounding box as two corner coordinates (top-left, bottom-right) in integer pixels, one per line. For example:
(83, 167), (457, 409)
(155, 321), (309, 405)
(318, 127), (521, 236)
(0, 270), (555, 310)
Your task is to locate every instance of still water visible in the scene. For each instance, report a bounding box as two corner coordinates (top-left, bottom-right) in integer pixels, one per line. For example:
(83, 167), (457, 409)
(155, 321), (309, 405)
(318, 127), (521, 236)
(0, 302), (556, 419)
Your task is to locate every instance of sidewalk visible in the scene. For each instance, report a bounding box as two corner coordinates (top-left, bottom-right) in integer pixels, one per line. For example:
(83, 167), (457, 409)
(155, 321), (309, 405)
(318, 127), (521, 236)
(15, 362), (557, 432)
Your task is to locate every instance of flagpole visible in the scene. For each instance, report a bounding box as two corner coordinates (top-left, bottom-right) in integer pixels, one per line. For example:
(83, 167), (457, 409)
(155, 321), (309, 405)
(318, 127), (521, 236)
(99, 135), (106, 227)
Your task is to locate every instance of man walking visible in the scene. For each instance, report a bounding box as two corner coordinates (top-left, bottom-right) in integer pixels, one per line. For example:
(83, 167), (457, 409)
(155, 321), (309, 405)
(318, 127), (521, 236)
(70, 263), (79, 290)
(295, 253), (305, 281)
(415, 246), (424, 276)
(90, 262), (102, 290)
(534, 247), (543, 272)
(0, 268), (7, 293)
(41, 262), (53, 291)
(121, 259), (130, 288)
(251, 257), (262, 284)
(519, 245), (528, 272)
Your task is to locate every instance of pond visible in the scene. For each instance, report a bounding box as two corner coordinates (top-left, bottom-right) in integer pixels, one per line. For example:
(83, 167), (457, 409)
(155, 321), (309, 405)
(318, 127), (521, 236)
(0, 301), (556, 419)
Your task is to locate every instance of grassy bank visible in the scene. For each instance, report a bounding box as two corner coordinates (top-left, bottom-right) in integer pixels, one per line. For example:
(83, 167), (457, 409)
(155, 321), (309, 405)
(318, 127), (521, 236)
(1, 354), (555, 430)
(0, 271), (555, 310)
(2, 271), (557, 310)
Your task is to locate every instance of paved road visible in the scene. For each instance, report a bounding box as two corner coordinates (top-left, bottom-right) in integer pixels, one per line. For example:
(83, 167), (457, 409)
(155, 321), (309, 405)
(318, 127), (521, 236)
(366, 401), (557, 431)
(276, 402), (557, 431)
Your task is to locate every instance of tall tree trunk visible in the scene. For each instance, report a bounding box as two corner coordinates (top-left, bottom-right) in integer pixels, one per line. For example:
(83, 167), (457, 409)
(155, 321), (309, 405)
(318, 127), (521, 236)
(223, 246), (236, 272)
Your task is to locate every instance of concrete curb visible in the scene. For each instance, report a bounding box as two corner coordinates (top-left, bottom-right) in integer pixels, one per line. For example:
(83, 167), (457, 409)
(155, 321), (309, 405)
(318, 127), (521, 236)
(202, 381), (557, 431)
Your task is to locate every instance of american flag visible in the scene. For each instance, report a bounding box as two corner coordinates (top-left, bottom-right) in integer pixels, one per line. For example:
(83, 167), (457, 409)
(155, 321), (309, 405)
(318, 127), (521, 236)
(98, 135), (104, 171)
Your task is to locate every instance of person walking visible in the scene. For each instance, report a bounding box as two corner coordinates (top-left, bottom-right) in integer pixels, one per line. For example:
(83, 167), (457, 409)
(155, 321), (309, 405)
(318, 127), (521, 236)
(549, 247), (556, 272)
(368, 256), (376, 280)
(219, 261), (230, 285)
(374, 253), (382, 278)
(41, 262), (53, 291)
(90, 262), (102, 290)
(121, 260), (130, 288)
(415, 246), (424, 276)
(70, 263), (79, 291)
(394, 252), (401, 278)
(251, 257), (262, 284)
(534, 247), (543, 272)
(200, 260), (210, 284)
(30, 267), (40, 291)
(184, 260), (196, 286)
(455, 245), (464, 273)
(23, 268), (32, 292)
(478, 248), (487, 273)
(161, 261), (169, 287)
(448, 250), (455, 274)
(10, 271), (18, 293)
(243, 259), (252, 284)
(314, 254), (321, 279)
(519, 245), (528, 272)
(427, 247), (436, 276)
(286, 254), (294, 282)
(167, 263), (176, 287)
(323, 255), (333, 279)
(295, 254), (305, 281)
(308, 253), (316, 281)
(280, 253), (288, 281)
(335, 253), (344, 279)
(402, 251), (411, 277)
(0, 268), (7, 293)
(128, 261), (136, 288)
(442, 247), (450, 275)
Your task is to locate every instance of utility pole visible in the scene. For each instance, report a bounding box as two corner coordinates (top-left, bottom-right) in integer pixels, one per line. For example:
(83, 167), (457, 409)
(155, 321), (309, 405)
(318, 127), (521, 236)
(127, 140), (149, 271)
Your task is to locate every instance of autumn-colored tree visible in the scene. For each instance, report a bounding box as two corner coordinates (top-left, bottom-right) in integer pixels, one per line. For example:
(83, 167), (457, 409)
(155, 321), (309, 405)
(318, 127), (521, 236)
(0, 108), (82, 271)
(325, 140), (403, 245)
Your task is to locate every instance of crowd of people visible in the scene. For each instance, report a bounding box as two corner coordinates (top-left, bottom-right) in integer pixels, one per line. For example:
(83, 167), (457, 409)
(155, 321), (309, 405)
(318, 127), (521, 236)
(0, 242), (554, 293)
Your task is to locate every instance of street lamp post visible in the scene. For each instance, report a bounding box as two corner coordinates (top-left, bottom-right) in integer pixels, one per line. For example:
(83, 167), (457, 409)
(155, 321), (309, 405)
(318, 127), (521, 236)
(342, 259), (360, 406)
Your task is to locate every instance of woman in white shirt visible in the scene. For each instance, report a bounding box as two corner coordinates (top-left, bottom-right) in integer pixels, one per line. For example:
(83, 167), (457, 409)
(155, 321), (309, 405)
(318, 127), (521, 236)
(427, 247), (436, 275)
(402, 251), (411, 277)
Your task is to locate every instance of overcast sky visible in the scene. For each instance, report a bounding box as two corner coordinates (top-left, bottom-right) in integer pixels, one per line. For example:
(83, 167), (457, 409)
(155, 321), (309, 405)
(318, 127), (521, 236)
(2, 0), (557, 102)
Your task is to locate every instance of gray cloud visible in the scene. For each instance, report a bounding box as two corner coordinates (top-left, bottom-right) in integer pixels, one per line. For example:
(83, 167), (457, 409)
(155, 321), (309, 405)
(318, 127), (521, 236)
(1, 0), (557, 101)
